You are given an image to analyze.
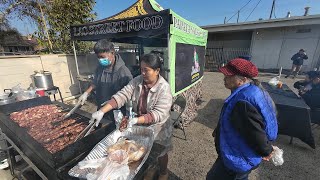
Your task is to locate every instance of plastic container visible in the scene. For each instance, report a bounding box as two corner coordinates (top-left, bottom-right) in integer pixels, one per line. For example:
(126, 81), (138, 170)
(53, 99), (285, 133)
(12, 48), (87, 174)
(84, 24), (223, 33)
(36, 89), (45, 97)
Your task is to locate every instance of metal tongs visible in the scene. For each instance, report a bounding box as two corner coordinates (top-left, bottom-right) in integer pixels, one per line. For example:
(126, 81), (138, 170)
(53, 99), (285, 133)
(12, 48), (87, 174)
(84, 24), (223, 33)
(73, 117), (96, 142)
(63, 101), (82, 119)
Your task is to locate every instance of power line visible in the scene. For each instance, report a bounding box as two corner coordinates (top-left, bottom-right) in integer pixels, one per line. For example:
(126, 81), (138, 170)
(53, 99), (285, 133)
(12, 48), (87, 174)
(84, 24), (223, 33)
(226, 0), (254, 23)
(245, 0), (263, 22)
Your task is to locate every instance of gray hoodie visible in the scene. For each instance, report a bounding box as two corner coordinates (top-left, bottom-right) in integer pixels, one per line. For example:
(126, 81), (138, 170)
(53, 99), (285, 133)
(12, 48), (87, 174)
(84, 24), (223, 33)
(93, 54), (133, 109)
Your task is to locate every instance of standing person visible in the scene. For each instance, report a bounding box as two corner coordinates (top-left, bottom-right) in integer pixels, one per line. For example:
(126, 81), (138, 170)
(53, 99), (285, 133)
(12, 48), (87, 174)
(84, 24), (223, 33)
(91, 53), (173, 180)
(207, 58), (278, 180)
(285, 49), (308, 79)
(78, 39), (133, 124)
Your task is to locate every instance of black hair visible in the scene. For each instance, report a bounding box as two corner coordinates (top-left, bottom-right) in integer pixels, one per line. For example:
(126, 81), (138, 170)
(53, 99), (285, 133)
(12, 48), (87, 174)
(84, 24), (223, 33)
(140, 53), (163, 71)
(251, 78), (261, 86)
(93, 39), (115, 54)
(315, 71), (320, 78)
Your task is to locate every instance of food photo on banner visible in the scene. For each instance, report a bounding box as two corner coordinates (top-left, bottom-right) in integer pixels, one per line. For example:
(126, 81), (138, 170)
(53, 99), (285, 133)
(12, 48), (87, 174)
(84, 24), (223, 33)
(175, 43), (205, 93)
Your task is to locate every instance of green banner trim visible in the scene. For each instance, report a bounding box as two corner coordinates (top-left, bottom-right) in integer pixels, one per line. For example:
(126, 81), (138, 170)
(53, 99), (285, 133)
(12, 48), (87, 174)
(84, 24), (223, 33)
(149, 0), (164, 12)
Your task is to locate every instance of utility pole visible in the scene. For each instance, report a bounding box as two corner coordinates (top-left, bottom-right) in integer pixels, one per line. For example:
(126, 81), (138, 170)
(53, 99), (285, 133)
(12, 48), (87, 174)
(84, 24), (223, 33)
(237, 10), (240, 23)
(224, 17), (226, 24)
(269, 0), (276, 19)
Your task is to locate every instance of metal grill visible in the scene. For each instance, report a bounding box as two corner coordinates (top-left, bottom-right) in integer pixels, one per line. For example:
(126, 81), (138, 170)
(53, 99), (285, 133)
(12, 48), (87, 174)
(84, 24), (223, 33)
(0, 96), (115, 179)
(205, 47), (250, 71)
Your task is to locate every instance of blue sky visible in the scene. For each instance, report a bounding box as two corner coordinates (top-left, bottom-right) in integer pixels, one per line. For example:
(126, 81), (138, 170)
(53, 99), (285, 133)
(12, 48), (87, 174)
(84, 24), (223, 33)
(8, 0), (320, 35)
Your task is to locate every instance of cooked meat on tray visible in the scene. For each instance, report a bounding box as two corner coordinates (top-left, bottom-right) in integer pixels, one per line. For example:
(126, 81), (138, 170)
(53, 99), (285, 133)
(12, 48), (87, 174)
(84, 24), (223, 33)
(107, 139), (146, 163)
(10, 105), (87, 153)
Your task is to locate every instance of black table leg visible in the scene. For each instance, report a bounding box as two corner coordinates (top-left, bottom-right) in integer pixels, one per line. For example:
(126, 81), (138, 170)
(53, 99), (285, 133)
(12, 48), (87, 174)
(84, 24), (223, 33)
(57, 87), (63, 103)
(5, 143), (16, 176)
(289, 137), (293, 144)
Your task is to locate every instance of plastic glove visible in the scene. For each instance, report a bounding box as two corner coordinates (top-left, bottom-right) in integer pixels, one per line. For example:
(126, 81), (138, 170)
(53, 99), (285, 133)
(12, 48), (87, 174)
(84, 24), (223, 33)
(127, 118), (138, 128)
(91, 110), (105, 127)
(78, 92), (89, 105)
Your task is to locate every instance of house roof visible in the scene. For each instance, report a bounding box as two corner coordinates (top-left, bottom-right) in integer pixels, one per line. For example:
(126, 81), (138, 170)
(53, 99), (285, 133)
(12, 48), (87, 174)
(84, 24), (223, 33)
(1, 35), (38, 47)
(202, 14), (320, 33)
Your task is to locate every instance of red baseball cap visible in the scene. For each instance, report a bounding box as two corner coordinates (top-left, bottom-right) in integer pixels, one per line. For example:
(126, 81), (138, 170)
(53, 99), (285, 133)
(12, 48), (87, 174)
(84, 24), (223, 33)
(219, 58), (258, 78)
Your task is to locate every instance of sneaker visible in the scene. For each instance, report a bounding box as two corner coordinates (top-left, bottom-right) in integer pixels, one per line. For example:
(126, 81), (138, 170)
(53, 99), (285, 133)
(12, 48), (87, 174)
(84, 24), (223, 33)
(0, 159), (8, 170)
(285, 75), (289, 78)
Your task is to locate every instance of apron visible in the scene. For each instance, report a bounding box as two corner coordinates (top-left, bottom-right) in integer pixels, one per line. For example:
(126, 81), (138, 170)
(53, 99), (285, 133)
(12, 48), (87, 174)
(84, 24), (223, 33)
(149, 118), (173, 157)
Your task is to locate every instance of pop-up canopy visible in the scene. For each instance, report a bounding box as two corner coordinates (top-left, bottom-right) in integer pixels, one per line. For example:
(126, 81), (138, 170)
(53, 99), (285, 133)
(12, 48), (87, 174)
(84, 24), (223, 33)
(70, 0), (208, 96)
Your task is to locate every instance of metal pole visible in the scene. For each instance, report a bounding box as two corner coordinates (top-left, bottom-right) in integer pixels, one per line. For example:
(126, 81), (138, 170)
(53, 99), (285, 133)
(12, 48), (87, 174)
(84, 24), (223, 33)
(72, 41), (82, 94)
(224, 17), (227, 24)
(269, 0), (276, 19)
(237, 10), (240, 23)
(167, 33), (171, 84)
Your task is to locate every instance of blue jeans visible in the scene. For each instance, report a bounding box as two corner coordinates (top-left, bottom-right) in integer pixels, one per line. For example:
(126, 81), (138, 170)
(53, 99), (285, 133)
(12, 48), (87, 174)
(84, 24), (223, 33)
(206, 157), (251, 180)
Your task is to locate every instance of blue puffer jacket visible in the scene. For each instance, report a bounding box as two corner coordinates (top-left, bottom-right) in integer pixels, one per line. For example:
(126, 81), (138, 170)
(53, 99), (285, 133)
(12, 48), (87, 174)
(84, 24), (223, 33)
(220, 83), (278, 173)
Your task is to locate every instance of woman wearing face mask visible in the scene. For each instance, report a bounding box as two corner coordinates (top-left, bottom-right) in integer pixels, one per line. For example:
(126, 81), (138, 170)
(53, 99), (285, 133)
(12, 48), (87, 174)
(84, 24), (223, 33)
(91, 53), (173, 180)
(78, 39), (133, 125)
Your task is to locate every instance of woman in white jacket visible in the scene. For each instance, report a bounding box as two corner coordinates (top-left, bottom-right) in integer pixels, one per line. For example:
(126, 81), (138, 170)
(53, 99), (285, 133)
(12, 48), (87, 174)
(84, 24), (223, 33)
(91, 53), (173, 180)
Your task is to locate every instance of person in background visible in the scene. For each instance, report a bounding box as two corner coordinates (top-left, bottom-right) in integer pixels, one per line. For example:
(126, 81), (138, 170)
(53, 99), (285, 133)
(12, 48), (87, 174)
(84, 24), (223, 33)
(301, 71), (320, 109)
(285, 49), (308, 79)
(207, 58), (278, 180)
(91, 53), (173, 180)
(78, 39), (133, 125)
(294, 71), (317, 95)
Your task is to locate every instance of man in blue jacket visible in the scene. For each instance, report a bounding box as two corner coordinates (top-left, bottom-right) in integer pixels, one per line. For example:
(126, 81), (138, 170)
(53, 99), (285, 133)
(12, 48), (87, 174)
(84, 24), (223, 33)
(207, 58), (278, 180)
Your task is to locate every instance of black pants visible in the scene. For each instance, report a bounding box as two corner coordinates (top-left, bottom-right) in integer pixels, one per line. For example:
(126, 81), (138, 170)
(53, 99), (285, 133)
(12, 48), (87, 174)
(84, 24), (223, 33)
(206, 157), (251, 180)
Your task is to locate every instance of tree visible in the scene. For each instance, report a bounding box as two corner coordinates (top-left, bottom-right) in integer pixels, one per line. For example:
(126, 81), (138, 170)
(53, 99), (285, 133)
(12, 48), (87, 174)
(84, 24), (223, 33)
(0, 13), (21, 42)
(0, 0), (96, 53)
(47, 0), (96, 53)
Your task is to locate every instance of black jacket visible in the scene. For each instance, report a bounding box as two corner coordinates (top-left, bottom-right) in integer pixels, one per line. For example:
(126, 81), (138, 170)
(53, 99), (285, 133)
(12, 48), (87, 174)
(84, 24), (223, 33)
(291, 53), (308, 65)
(293, 81), (309, 90)
(214, 101), (273, 157)
(301, 84), (320, 109)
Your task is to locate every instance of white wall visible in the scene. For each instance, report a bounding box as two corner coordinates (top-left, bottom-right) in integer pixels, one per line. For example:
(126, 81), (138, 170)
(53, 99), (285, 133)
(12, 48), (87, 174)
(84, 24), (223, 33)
(251, 25), (320, 71)
(207, 31), (252, 49)
(0, 54), (96, 100)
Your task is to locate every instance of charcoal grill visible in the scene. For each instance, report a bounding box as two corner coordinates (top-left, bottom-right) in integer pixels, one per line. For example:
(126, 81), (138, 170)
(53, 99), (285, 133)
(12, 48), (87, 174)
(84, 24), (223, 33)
(0, 96), (115, 179)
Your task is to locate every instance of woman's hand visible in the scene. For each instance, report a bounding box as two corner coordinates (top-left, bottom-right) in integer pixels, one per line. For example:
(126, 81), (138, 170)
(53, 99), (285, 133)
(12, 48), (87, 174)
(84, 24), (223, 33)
(128, 118), (139, 127)
(262, 146), (274, 161)
(91, 110), (105, 127)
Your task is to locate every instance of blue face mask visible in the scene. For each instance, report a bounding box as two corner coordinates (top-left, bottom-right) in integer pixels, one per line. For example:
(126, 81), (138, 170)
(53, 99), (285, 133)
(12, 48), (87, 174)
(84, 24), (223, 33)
(99, 58), (111, 66)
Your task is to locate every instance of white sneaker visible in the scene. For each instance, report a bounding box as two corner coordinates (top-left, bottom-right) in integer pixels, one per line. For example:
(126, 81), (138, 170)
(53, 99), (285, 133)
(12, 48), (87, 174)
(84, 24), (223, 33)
(0, 159), (9, 169)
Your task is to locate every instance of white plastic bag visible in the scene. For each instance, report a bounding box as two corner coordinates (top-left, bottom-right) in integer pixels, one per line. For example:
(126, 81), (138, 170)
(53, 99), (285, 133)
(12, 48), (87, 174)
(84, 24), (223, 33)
(11, 84), (37, 101)
(113, 110), (123, 129)
(86, 158), (130, 180)
(268, 77), (280, 86)
(78, 158), (107, 169)
(271, 146), (284, 166)
(268, 67), (283, 86)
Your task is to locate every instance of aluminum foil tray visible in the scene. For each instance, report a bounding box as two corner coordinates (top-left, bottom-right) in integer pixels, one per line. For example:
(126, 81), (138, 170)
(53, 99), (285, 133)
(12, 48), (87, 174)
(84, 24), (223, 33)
(68, 126), (155, 179)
